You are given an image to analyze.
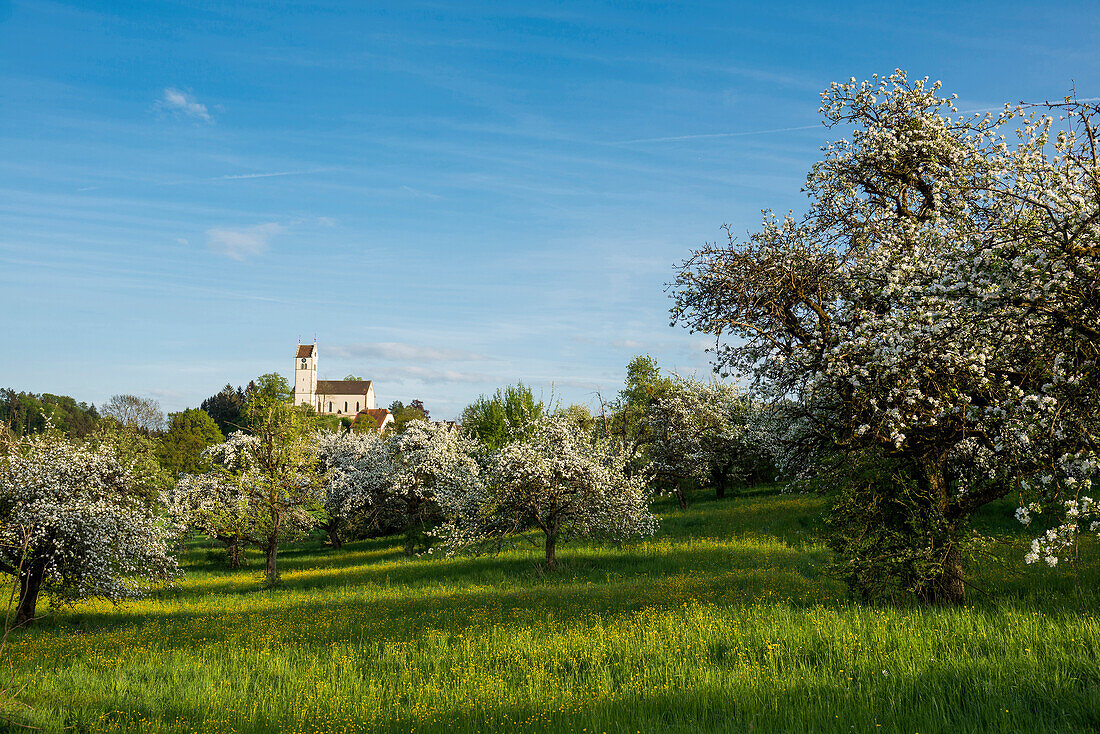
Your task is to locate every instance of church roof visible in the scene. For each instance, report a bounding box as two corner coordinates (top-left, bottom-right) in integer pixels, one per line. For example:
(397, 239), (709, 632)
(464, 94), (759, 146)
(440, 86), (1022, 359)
(316, 379), (373, 395)
(296, 344), (314, 358)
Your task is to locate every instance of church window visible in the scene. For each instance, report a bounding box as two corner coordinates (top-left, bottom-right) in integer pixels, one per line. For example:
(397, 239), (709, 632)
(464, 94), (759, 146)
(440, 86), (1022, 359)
(344, 401), (348, 412)
(356, 401), (360, 411)
(328, 402), (333, 412)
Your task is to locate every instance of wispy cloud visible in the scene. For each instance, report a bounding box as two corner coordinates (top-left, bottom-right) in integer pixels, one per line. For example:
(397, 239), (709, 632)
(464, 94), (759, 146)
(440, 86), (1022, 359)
(152, 169), (332, 187)
(205, 222), (285, 260)
(158, 87), (213, 123)
(328, 342), (486, 362)
(615, 124), (820, 145)
(399, 185), (442, 199)
(146, 388), (187, 402)
(371, 365), (498, 384)
(212, 169), (327, 181)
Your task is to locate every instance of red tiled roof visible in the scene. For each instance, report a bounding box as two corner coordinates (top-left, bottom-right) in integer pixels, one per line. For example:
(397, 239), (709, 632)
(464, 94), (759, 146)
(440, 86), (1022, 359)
(356, 408), (393, 429)
(316, 380), (373, 395)
(296, 345), (314, 358)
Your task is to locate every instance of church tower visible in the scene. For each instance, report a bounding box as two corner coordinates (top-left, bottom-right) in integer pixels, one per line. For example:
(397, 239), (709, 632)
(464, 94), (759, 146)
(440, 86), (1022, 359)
(294, 342), (318, 409)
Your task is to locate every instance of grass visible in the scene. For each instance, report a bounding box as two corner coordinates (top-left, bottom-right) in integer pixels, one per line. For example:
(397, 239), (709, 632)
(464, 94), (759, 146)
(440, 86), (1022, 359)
(4, 489), (1099, 733)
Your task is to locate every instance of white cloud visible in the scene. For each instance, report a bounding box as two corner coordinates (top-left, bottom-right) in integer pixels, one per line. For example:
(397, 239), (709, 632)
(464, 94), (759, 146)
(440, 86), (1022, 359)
(206, 222), (285, 260)
(328, 342), (486, 362)
(158, 87), (213, 122)
(371, 366), (498, 384)
(146, 388), (186, 402)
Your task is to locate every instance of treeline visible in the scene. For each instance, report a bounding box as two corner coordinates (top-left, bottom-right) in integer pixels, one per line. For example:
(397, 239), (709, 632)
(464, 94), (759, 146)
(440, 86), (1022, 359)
(0, 374), (442, 479)
(0, 389), (100, 437)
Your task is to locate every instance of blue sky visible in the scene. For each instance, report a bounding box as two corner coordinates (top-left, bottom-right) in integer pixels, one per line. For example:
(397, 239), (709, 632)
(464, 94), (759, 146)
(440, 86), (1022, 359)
(2, 1), (1097, 419)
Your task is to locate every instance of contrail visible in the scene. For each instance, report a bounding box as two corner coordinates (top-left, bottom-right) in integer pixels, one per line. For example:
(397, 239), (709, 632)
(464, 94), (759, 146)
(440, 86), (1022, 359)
(212, 169), (329, 180)
(615, 124), (820, 145)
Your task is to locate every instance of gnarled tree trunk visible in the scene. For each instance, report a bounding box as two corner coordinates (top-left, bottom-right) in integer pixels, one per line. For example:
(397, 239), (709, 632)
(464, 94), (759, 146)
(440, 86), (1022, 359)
(925, 542), (966, 605)
(16, 561), (46, 627)
(217, 535), (245, 569)
(918, 453), (966, 605)
(544, 531), (558, 572)
(264, 539), (279, 586)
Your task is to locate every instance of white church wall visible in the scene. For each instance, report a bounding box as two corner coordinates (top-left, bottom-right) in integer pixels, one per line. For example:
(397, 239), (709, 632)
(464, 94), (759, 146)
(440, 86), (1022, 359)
(294, 343), (375, 415)
(316, 388), (375, 415)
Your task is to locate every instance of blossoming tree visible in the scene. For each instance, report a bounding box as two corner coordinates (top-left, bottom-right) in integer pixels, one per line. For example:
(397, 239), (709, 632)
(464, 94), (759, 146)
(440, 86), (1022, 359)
(168, 470), (255, 569)
(0, 429), (178, 626)
(387, 421), (482, 554)
(313, 429), (389, 549)
(440, 413), (657, 570)
(671, 71), (1098, 601)
(172, 395), (323, 585)
(646, 375), (775, 503)
(322, 420), (481, 555)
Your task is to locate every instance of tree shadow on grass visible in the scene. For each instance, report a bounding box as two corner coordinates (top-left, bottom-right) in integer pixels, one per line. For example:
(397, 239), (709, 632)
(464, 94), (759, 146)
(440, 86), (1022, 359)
(154, 528), (834, 601)
(33, 656), (1100, 734)
(31, 541), (843, 647)
(22, 491), (1100, 655)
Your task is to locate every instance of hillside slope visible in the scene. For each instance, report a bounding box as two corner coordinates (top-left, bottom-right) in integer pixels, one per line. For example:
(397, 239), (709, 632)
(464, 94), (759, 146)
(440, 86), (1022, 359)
(6, 490), (1099, 733)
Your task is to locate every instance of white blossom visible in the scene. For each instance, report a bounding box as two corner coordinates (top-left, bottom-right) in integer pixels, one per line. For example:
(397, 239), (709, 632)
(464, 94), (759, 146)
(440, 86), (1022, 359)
(0, 429), (178, 624)
(438, 414), (657, 569)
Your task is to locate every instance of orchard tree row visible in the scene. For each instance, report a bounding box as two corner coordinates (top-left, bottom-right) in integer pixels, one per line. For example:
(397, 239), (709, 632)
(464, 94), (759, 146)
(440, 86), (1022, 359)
(4, 365), (740, 625)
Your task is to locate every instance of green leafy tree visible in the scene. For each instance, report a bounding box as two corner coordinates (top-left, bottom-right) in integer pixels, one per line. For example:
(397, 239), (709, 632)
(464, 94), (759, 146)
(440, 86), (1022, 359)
(388, 400), (429, 434)
(0, 390), (100, 437)
(175, 386), (323, 584)
(460, 383), (545, 451)
(246, 373), (293, 406)
(201, 384), (246, 436)
(603, 356), (673, 470)
(556, 404), (595, 433)
(157, 409), (225, 477)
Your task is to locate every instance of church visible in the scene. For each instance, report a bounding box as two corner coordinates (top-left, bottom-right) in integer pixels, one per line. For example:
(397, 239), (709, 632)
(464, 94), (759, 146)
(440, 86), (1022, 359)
(293, 343), (376, 416)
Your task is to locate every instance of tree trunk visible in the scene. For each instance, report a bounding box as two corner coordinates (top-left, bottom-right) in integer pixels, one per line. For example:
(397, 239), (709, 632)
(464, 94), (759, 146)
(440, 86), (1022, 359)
(675, 485), (688, 509)
(218, 535), (245, 569)
(918, 454), (965, 605)
(265, 540), (279, 586)
(544, 532), (557, 572)
(228, 539), (244, 569)
(403, 497), (420, 556)
(713, 466), (727, 499)
(15, 564), (44, 627)
(932, 543), (966, 604)
(327, 526), (343, 550)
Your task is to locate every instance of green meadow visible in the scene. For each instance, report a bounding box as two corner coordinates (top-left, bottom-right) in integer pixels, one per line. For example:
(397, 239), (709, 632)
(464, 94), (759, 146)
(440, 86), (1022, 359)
(6, 490), (1099, 733)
